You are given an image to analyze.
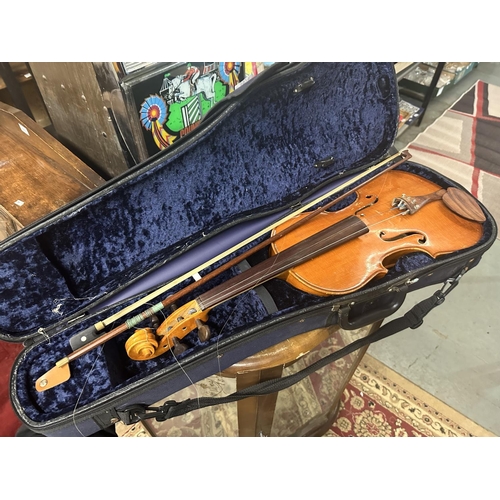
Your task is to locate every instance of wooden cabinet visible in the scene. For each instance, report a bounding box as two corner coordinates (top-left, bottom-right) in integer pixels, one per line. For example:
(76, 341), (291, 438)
(0, 101), (105, 239)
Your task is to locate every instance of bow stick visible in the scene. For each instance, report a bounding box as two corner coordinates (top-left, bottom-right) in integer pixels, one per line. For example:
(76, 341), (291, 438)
(81, 150), (411, 337)
(35, 150), (411, 392)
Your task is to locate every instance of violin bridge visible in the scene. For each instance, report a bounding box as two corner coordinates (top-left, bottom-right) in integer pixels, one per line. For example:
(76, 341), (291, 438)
(392, 194), (415, 214)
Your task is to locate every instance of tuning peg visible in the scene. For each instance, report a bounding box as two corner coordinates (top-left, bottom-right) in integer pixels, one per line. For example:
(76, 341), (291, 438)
(195, 319), (212, 342)
(150, 314), (160, 330)
(172, 336), (188, 356)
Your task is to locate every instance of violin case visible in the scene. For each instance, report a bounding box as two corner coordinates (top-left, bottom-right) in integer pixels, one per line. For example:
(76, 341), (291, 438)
(2, 62), (497, 436)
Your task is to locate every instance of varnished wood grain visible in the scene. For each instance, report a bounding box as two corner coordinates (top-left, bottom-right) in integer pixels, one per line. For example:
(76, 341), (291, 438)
(272, 170), (484, 296)
(221, 327), (337, 376)
(0, 102), (105, 227)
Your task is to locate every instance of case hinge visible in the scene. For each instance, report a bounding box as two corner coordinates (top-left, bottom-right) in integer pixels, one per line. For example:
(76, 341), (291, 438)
(293, 77), (315, 93)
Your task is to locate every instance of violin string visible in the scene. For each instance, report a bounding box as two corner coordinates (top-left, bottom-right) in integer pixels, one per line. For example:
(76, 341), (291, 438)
(159, 172), (423, 425)
(68, 177), (396, 434)
(162, 301), (239, 423)
(202, 219), (362, 304)
(125, 174), (403, 364)
(213, 300), (240, 396)
(54, 159), (408, 429)
(73, 317), (124, 435)
(202, 209), (407, 308)
(139, 203), (406, 370)
(199, 173), (399, 306)
(72, 346), (103, 437)
(123, 218), (361, 367)
(67, 170), (402, 430)
(120, 173), (400, 345)
(130, 183), (407, 374)
(183, 178), (408, 412)
(175, 162), (409, 423)
(168, 346), (202, 409)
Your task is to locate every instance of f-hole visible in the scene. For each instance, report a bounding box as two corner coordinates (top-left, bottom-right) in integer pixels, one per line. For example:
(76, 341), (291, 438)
(379, 231), (427, 244)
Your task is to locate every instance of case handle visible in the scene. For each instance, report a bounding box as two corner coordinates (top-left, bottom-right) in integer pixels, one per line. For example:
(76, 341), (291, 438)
(337, 287), (408, 330)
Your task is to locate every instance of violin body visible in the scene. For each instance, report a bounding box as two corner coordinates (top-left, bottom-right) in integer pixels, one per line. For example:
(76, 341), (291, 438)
(271, 170), (483, 296)
(122, 168), (485, 362)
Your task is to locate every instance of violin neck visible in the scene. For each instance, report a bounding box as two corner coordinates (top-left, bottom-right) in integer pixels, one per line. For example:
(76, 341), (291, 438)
(198, 215), (369, 310)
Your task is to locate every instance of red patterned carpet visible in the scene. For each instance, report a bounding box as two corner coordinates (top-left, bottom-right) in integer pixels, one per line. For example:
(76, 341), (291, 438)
(406, 80), (500, 236)
(328, 355), (494, 437)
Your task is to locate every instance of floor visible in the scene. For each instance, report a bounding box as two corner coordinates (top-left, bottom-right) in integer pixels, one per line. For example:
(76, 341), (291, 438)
(368, 62), (500, 436)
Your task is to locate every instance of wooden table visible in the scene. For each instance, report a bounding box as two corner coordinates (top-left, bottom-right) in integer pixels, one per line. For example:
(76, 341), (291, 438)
(0, 101), (105, 238)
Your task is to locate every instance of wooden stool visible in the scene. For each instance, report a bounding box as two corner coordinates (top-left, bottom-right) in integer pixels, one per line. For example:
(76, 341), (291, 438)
(220, 321), (382, 437)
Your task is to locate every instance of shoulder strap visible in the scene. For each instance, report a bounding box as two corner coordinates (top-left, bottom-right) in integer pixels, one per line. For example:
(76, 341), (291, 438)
(117, 275), (462, 425)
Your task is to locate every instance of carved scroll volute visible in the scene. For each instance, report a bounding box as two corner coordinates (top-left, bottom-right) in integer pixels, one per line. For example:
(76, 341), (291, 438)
(126, 299), (209, 361)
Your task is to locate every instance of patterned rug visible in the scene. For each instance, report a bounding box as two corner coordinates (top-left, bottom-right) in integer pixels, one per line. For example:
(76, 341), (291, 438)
(116, 334), (495, 437)
(328, 355), (494, 437)
(406, 80), (500, 234)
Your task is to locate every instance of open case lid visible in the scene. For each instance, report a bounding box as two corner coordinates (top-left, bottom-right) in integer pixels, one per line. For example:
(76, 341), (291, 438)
(0, 62), (400, 342)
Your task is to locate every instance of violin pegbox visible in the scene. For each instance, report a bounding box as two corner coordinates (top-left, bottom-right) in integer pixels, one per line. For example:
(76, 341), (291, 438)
(125, 299), (211, 360)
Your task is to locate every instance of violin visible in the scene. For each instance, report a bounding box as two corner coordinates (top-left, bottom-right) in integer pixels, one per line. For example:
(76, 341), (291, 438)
(124, 169), (485, 361)
(37, 152), (416, 392)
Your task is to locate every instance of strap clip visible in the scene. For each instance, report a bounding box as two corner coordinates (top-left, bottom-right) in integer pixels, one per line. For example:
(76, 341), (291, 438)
(116, 404), (149, 425)
(435, 273), (463, 305)
(117, 400), (185, 425)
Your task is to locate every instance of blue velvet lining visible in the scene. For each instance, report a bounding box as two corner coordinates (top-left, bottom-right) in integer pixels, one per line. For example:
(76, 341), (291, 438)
(2, 63), (494, 427)
(12, 161), (494, 425)
(1, 62), (399, 337)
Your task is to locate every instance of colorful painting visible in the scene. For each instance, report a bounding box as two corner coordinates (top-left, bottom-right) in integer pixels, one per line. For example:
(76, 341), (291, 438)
(135, 62), (261, 155)
(139, 95), (175, 150)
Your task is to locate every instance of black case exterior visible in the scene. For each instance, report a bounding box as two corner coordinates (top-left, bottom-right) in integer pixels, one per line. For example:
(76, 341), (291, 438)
(2, 63), (497, 436)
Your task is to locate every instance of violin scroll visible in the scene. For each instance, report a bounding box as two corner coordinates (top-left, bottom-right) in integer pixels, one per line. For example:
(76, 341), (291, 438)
(125, 328), (159, 360)
(125, 299), (210, 361)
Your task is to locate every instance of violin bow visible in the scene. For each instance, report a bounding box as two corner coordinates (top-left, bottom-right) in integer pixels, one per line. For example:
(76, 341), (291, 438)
(35, 150), (411, 392)
(86, 150), (411, 335)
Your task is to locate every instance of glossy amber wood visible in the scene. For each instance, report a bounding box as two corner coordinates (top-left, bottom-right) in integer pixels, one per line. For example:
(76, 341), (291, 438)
(271, 170), (484, 296)
(221, 327), (334, 376)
